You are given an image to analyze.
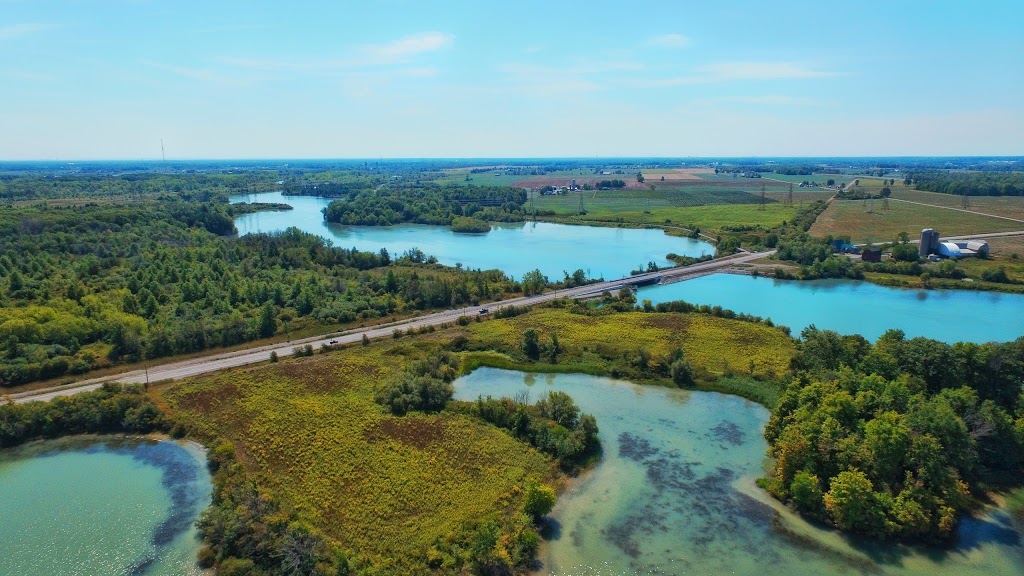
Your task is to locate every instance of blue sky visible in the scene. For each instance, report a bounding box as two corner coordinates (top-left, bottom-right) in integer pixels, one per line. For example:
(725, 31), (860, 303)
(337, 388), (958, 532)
(1, 0), (1022, 159)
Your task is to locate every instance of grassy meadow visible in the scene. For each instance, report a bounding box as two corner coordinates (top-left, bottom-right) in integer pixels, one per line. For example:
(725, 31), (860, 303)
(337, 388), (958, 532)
(159, 305), (797, 573)
(551, 203), (801, 234)
(162, 335), (555, 574)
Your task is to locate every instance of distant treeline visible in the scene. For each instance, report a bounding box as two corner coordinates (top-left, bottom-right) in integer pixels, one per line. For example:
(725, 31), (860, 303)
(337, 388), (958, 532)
(911, 171), (1024, 196)
(323, 185), (527, 226)
(0, 172), (271, 201)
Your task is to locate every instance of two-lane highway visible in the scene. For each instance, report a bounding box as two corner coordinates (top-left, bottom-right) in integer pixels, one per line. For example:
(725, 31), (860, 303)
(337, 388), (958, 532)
(11, 250), (773, 404)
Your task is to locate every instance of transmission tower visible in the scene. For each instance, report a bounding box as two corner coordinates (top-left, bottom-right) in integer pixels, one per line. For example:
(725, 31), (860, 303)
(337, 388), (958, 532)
(882, 196), (890, 210)
(961, 191), (970, 209)
(758, 185), (766, 211)
(787, 183), (794, 206)
(161, 139), (166, 162)
(578, 189), (584, 214)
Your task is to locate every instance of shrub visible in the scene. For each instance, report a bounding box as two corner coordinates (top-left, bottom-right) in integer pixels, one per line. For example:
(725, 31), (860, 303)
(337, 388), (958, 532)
(523, 481), (556, 519)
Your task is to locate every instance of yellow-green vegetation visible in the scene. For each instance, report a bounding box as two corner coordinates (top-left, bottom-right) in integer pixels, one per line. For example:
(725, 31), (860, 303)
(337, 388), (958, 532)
(162, 337), (554, 574)
(159, 304), (797, 573)
(810, 199), (1023, 244)
(463, 307), (795, 381)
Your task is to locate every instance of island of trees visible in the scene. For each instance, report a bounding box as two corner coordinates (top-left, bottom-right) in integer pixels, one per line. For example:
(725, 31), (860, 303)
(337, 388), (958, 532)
(322, 184), (527, 227)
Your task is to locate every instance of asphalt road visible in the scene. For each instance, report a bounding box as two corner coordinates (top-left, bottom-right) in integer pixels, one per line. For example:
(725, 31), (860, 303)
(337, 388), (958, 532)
(11, 250), (773, 404)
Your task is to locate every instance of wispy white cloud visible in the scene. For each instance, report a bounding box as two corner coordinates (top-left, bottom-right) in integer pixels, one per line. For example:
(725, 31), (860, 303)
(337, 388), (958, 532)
(360, 31), (453, 63)
(0, 69), (53, 81)
(0, 22), (50, 40)
(496, 60), (646, 94)
(142, 60), (240, 85)
(691, 94), (823, 106)
(648, 33), (691, 48)
(221, 31), (454, 74)
(190, 23), (272, 34)
(701, 61), (838, 80)
(647, 61), (840, 86)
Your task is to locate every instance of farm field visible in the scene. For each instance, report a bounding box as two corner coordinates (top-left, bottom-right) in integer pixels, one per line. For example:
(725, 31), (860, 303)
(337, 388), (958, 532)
(809, 199), (1024, 244)
(983, 235), (1024, 258)
(529, 186), (801, 232)
(159, 306), (796, 572)
(551, 202), (801, 234)
(891, 188), (1024, 221)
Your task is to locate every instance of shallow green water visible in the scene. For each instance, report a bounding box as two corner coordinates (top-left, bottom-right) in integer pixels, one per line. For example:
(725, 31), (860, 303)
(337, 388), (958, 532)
(0, 437), (212, 576)
(230, 191), (715, 280)
(453, 368), (1024, 575)
(639, 274), (1024, 343)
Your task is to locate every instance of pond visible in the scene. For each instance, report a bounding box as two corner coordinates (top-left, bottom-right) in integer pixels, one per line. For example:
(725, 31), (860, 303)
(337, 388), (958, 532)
(638, 274), (1024, 343)
(453, 368), (1024, 576)
(0, 437), (212, 576)
(230, 191), (715, 281)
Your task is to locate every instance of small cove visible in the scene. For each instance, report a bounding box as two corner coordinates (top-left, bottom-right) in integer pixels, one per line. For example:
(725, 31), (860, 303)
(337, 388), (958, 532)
(453, 368), (1024, 575)
(0, 436), (212, 576)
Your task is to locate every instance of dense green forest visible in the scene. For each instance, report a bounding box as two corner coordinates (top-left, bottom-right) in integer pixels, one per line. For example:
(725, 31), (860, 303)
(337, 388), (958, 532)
(323, 185), (527, 226)
(911, 171), (1024, 196)
(0, 200), (522, 387)
(0, 172), (274, 202)
(762, 328), (1024, 542)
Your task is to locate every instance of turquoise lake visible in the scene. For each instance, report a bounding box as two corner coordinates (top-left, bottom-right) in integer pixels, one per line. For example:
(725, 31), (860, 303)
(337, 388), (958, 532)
(453, 368), (1024, 576)
(230, 191), (715, 280)
(639, 274), (1024, 343)
(0, 437), (212, 576)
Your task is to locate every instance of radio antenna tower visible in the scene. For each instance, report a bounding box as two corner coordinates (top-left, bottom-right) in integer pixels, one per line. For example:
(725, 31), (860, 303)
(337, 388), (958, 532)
(161, 139), (166, 162)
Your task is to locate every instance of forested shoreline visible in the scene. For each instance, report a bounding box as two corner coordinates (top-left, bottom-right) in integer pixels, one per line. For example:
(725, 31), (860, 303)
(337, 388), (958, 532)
(0, 198), (525, 388)
(763, 327), (1024, 542)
